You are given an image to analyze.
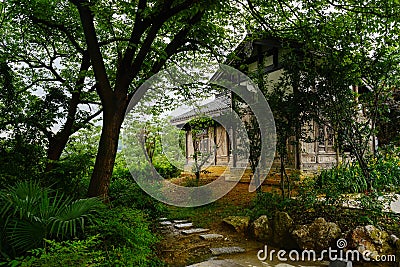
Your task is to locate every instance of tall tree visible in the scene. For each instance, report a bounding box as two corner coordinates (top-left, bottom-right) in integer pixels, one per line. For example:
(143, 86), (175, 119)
(68, 0), (240, 199)
(1, 1), (101, 171)
(3, 0), (242, 199)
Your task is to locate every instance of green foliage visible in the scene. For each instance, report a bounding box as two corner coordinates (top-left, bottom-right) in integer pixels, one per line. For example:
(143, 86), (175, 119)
(187, 116), (216, 185)
(121, 119), (183, 180)
(0, 181), (164, 266)
(248, 147), (400, 227)
(370, 147), (400, 191)
(109, 168), (166, 219)
(85, 207), (163, 267)
(152, 154), (181, 179)
(294, 149), (400, 226)
(44, 153), (93, 199)
(317, 163), (368, 194)
(43, 126), (101, 198)
(9, 227), (164, 267)
(188, 117), (215, 135)
(0, 181), (101, 257)
(295, 177), (319, 209)
(0, 137), (45, 188)
(11, 236), (104, 267)
(317, 147), (400, 193)
(246, 191), (295, 220)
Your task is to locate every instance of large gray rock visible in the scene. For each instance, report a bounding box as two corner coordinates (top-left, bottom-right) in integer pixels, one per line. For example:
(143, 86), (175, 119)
(272, 211), (296, 248)
(390, 234), (400, 249)
(251, 215), (272, 242)
(291, 217), (341, 252)
(223, 216), (250, 234)
(348, 225), (395, 260)
(390, 235), (400, 267)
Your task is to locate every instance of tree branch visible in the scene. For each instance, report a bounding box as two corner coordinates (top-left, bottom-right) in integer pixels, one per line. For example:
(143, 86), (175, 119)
(72, 0), (114, 108)
(128, 10), (205, 101)
(72, 108), (103, 134)
(29, 15), (84, 54)
(117, 0), (200, 93)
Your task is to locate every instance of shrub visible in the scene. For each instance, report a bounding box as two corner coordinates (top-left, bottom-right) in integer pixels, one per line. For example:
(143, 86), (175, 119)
(0, 138), (45, 189)
(152, 155), (181, 179)
(12, 236), (104, 267)
(109, 169), (166, 219)
(85, 206), (164, 266)
(246, 191), (294, 220)
(317, 163), (368, 194)
(4, 207), (165, 266)
(317, 147), (400, 194)
(0, 181), (101, 258)
(44, 152), (93, 199)
(370, 147), (400, 191)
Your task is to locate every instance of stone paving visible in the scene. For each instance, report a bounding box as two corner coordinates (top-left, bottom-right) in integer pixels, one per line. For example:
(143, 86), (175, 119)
(186, 259), (244, 267)
(182, 228), (210, 235)
(158, 218), (247, 266)
(210, 247), (246, 256)
(175, 222), (194, 229)
(158, 218), (332, 267)
(199, 234), (224, 240)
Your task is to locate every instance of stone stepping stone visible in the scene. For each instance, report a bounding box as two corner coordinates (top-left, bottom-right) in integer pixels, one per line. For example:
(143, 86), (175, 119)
(173, 219), (189, 223)
(160, 221), (172, 226)
(329, 260), (352, 267)
(181, 228), (209, 235)
(186, 259), (243, 267)
(209, 246), (245, 256)
(174, 222), (193, 229)
(158, 217), (168, 221)
(199, 233), (224, 240)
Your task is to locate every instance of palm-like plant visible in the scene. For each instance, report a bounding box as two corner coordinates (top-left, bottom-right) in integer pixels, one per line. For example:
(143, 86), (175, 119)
(0, 181), (101, 254)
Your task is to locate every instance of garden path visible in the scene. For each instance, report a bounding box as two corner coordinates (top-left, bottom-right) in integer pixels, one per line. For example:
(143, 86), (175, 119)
(158, 218), (328, 267)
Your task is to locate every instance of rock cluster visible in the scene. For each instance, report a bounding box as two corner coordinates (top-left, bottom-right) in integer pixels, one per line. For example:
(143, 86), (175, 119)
(347, 225), (395, 260)
(224, 213), (399, 264)
(291, 217), (341, 251)
(222, 216), (250, 235)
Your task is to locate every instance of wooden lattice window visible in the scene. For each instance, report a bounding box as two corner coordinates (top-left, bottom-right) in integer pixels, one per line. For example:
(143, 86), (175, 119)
(200, 138), (209, 153)
(318, 125), (335, 152)
(195, 128), (209, 153)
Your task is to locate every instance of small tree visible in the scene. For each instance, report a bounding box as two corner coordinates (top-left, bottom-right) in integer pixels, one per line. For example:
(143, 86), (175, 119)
(242, 114), (263, 193)
(188, 117), (215, 186)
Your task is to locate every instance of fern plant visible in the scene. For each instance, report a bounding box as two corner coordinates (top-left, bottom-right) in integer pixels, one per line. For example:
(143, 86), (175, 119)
(0, 181), (102, 255)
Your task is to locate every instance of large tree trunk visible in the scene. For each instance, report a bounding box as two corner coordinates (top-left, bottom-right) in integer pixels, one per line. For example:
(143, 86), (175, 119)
(87, 102), (126, 199)
(46, 134), (70, 169)
(45, 91), (81, 171)
(45, 53), (90, 171)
